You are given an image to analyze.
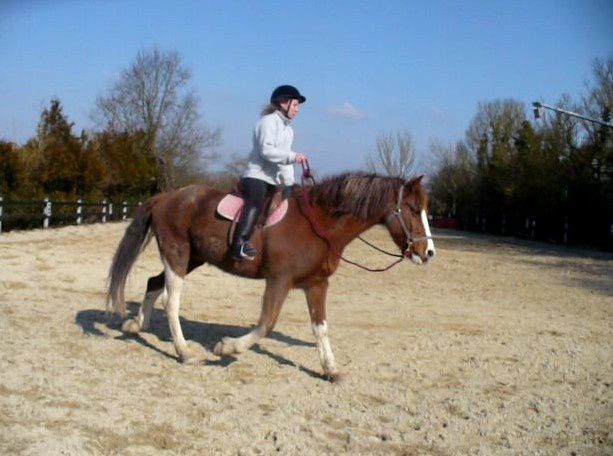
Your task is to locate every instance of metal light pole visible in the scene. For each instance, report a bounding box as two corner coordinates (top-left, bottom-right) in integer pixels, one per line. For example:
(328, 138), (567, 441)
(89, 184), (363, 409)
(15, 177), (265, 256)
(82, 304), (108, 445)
(532, 101), (613, 128)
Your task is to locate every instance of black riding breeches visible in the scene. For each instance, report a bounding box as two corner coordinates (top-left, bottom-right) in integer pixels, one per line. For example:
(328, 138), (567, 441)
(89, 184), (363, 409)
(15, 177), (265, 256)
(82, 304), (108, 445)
(241, 177), (276, 213)
(233, 177), (276, 246)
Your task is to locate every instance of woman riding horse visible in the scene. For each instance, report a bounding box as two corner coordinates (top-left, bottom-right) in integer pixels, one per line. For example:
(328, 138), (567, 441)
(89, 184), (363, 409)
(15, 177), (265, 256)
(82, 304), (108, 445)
(232, 85), (308, 261)
(106, 84), (436, 380)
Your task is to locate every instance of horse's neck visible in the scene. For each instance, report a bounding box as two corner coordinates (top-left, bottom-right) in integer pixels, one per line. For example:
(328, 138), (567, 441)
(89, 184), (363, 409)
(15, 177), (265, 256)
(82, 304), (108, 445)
(319, 211), (380, 251)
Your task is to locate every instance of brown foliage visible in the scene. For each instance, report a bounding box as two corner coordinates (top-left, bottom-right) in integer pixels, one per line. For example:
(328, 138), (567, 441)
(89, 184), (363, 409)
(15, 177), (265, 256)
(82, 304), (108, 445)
(94, 130), (157, 197)
(0, 140), (24, 196)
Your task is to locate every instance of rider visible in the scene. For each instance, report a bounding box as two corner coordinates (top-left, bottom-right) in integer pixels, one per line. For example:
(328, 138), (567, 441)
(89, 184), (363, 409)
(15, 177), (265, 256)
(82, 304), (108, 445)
(231, 85), (308, 261)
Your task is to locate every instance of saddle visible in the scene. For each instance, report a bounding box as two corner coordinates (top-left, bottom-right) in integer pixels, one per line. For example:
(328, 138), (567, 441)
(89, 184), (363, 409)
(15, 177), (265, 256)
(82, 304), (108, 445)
(216, 183), (289, 228)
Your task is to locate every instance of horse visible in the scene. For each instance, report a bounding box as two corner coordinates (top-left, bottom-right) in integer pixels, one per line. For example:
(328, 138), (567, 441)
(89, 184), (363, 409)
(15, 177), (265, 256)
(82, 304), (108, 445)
(106, 172), (436, 381)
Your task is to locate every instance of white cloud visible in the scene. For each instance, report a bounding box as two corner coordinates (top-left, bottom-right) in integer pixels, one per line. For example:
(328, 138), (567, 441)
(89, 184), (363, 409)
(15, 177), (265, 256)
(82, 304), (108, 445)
(326, 102), (365, 120)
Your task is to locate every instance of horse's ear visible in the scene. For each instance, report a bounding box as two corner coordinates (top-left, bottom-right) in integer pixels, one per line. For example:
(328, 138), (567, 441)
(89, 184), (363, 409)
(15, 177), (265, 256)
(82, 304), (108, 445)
(407, 175), (424, 187)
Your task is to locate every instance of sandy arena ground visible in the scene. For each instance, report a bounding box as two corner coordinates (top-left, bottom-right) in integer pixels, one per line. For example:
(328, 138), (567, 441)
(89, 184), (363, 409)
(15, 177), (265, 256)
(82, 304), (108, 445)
(0, 221), (611, 455)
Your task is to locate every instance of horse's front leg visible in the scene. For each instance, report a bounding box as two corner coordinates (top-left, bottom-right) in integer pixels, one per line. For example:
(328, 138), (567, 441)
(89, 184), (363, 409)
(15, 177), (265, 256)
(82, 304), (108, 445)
(214, 277), (290, 356)
(305, 280), (342, 382)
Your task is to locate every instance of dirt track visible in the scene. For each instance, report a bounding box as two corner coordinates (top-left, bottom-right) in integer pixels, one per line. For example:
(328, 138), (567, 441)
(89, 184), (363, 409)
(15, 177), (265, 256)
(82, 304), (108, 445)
(0, 222), (611, 455)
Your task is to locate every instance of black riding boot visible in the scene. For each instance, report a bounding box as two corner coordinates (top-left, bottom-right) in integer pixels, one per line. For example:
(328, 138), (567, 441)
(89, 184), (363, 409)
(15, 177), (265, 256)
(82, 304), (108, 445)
(231, 205), (260, 261)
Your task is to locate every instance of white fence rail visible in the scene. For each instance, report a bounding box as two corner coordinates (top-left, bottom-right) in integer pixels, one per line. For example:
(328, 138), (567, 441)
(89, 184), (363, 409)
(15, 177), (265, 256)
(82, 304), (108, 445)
(0, 196), (141, 234)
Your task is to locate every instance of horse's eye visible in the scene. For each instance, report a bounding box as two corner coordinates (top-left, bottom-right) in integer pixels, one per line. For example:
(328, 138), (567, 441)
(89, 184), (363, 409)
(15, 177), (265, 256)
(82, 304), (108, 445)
(408, 204), (420, 215)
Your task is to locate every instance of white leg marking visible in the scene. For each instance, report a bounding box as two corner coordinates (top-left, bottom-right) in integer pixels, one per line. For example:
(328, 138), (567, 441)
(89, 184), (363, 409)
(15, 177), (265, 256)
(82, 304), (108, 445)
(215, 324), (266, 355)
(137, 288), (162, 330)
(235, 329), (264, 352)
(312, 321), (337, 376)
(421, 209), (436, 256)
(162, 260), (189, 356)
(122, 287), (164, 334)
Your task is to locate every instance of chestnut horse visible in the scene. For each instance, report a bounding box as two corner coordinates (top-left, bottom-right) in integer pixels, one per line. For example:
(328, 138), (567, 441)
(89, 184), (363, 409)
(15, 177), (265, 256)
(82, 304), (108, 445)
(106, 172), (435, 381)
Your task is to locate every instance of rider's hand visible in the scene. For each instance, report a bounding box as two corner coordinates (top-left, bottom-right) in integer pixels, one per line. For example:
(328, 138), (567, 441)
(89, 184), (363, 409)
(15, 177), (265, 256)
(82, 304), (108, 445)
(295, 153), (307, 164)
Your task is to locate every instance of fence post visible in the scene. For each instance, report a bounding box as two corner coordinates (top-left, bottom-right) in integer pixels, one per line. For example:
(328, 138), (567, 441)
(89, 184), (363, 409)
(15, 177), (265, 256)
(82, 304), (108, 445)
(531, 217), (536, 239)
(43, 197), (52, 229)
(108, 202), (113, 220)
(122, 201), (128, 220)
(101, 199), (107, 223)
(0, 195), (3, 234)
(76, 199), (82, 225)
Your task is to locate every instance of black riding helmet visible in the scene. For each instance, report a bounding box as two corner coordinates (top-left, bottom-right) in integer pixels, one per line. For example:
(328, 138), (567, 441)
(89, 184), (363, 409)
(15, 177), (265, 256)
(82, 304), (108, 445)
(270, 85), (306, 104)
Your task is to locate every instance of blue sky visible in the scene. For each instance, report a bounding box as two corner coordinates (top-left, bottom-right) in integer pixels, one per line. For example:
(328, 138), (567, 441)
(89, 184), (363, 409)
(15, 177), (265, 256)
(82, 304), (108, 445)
(1, 0), (611, 175)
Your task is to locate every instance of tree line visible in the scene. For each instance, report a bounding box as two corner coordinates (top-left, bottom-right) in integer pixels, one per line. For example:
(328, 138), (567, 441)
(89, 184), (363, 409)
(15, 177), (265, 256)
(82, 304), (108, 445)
(1, 49), (610, 249)
(0, 48), (222, 204)
(428, 58), (612, 250)
(1, 99), (155, 202)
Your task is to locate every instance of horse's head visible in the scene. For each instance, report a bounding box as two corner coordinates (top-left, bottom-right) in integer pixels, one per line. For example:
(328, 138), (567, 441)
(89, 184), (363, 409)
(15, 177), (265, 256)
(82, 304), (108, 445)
(384, 175), (436, 265)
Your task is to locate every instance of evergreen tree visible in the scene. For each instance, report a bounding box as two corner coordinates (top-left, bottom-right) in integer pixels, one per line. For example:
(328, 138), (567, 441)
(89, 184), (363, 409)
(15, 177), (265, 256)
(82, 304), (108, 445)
(35, 99), (84, 195)
(0, 140), (23, 196)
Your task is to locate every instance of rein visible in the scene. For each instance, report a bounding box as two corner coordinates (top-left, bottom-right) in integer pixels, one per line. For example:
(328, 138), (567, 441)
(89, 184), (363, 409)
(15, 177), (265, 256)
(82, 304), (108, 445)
(296, 160), (414, 272)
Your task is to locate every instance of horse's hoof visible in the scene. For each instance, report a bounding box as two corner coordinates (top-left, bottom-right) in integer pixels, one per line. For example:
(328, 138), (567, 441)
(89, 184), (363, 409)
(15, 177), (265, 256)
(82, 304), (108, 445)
(213, 337), (239, 356)
(213, 341), (223, 356)
(213, 339), (229, 356)
(179, 351), (200, 365)
(121, 318), (140, 334)
(326, 371), (346, 384)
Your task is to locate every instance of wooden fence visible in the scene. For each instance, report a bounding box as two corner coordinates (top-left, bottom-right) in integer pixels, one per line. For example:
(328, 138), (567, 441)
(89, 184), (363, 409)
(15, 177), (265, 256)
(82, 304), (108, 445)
(0, 196), (141, 234)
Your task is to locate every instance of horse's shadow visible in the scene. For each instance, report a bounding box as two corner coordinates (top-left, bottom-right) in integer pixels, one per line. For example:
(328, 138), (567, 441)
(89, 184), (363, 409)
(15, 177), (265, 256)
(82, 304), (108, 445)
(75, 302), (323, 378)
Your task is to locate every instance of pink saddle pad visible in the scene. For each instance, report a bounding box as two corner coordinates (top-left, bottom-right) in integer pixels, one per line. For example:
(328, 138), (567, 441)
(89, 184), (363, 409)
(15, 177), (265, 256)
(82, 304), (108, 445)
(217, 194), (288, 227)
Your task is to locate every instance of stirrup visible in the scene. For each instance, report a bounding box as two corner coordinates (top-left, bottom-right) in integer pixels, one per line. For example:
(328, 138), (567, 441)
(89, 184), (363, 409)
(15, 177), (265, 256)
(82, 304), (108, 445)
(233, 242), (256, 261)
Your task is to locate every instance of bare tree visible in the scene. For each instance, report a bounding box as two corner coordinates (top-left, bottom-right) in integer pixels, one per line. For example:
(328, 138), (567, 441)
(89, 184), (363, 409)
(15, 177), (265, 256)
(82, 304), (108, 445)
(428, 140), (477, 216)
(465, 99), (526, 159)
(223, 153), (250, 179)
(93, 47), (220, 190)
(580, 57), (613, 142)
(366, 131), (416, 178)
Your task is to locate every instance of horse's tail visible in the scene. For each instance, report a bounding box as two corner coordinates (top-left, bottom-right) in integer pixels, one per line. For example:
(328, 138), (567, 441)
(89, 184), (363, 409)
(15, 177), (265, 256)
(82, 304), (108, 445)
(106, 201), (154, 318)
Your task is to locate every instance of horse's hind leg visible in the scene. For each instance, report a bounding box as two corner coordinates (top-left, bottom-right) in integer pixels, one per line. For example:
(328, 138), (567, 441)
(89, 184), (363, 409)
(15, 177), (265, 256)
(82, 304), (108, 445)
(161, 258), (201, 364)
(122, 272), (165, 334)
(305, 280), (342, 382)
(214, 277), (290, 356)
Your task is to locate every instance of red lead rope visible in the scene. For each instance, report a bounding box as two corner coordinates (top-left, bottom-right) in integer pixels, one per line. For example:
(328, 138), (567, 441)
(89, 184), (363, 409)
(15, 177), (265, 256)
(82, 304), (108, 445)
(296, 160), (405, 273)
